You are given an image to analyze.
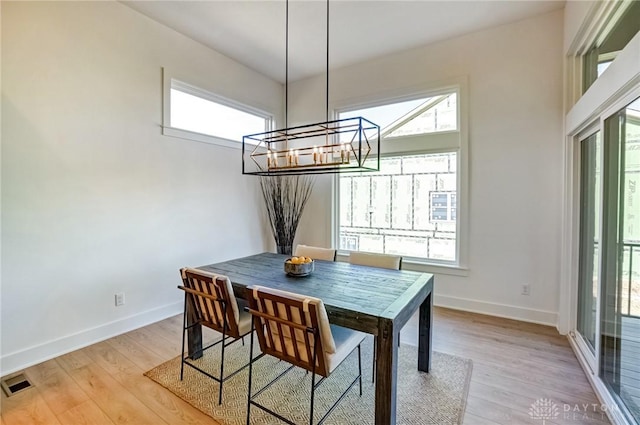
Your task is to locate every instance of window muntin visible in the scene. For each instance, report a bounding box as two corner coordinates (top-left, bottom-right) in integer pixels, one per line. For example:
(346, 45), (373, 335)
(168, 80), (271, 144)
(338, 93), (458, 137)
(339, 152), (458, 263)
(386, 93), (457, 137)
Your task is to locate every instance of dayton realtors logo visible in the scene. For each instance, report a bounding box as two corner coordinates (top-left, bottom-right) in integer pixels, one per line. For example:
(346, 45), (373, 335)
(530, 398), (614, 422)
(529, 398), (560, 424)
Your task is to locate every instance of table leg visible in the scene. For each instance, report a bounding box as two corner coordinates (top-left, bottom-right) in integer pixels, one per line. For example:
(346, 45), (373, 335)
(375, 318), (398, 425)
(186, 294), (203, 359)
(418, 290), (433, 372)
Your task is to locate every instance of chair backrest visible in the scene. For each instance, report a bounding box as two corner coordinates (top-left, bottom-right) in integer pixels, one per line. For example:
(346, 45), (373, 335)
(294, 244), (336, 261)
(179, 268), (241, 338)
(246, 286), (335, 377)
(349, 251), (402, 270)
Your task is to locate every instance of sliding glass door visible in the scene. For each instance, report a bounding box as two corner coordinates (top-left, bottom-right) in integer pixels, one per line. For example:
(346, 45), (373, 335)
(578, 131), (601, 354)
(600, 97), (640, 423)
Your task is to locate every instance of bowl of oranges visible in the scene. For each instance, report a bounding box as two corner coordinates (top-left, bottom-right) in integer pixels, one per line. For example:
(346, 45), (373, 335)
(284, 256), (314, 277)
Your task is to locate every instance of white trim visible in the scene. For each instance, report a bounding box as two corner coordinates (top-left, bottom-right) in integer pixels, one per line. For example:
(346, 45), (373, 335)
(331, 78), (464, 117)
(161, 68), (275, 149)
(335, 253), (469, 277)
(566, 1), (626, 57)
(558, 130), (580, 335)
(434, 294), (558, 327)
(573, 328), (597, 375)
(565, 1), (636, 110)
(567, 31), (640, 135)
(380, 132), (459, 155)
(568, 334), (634, 425)
(599, 51), (620, 63)
(559, 31), (640, 336)
(401, 259), (468, 277)
(162, 126), (252, 150)
(0, 302), (182, 376)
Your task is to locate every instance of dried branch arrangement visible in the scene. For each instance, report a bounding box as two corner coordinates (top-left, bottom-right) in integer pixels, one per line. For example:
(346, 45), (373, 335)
(259, 175), (314, 255)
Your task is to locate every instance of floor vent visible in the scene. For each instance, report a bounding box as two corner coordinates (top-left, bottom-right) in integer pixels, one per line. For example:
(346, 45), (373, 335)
(1, 372), (34, 397)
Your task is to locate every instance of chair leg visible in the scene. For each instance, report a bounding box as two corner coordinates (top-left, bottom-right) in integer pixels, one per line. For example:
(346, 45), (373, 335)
(357, 344), (363, 396)
(218, 332), (226, 405)
(217, 303), (231, 405)
(246, 325), (255, 425)
(309, 367), (317, 425)
(372, 336), (376, 383)
(180, 295), (188, 381)
(310, 335), (320, 425)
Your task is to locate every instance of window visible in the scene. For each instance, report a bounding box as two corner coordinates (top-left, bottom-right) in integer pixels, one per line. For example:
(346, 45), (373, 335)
(339, 152), (457, 262)
(582, 1), (640, 92)
(564, 4), (640, 416)
(335, 87), (465, 267)
(164, 79), (272, 147)
(599, 96), (640, 425)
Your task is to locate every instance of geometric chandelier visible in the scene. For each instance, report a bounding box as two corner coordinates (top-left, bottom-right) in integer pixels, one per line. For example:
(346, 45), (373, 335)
(242, 0), (380, 176)
(242, 117), (380, 176)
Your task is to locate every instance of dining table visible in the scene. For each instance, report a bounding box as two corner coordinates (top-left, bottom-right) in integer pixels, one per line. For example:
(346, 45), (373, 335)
(193, 252), (434, 425)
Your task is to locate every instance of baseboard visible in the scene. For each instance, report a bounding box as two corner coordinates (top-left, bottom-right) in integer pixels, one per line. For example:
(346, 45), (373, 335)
(0, 302), (182, 377)
(434, 294), (558, 327)
(0, 296), (559, 376)
(567, 334), (633, 425)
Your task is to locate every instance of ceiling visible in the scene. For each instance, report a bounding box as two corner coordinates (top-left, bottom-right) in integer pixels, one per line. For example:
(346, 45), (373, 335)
(123, 0), (564, 83)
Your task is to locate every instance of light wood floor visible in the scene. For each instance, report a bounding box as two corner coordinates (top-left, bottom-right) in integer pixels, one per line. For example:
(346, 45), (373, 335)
(1, 307), (610, 425)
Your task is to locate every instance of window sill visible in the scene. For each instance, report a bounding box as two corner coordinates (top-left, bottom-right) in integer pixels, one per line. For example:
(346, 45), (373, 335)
(401, 259), (469, 277)
(162, 126), (243, 150)
(335, 252), (468, 277)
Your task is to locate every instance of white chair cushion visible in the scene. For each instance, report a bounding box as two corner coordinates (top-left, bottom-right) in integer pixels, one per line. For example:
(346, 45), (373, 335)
(294, 244), (336, 261)
(326, 325), (367, 373)
(349, 251), (402, 270)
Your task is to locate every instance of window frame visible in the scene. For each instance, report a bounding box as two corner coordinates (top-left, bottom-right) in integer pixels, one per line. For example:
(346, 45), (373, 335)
(561, 25), (640, 421)
(574, 0), (638, 99)
(331, 80), (469, 275)
(162, 71), (274, 150)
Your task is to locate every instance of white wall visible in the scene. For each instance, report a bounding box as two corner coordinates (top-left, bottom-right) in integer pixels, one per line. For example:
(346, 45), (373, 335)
(1, 1), (281, 375)
(291, 10), (565, 326)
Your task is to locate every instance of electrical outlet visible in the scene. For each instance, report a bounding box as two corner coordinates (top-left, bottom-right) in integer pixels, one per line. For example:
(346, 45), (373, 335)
(521, 285), (530, 296)
(115, 292), (125, 306)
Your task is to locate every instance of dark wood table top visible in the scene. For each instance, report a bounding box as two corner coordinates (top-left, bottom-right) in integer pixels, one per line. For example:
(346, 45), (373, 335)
(199, 252), (433, 335)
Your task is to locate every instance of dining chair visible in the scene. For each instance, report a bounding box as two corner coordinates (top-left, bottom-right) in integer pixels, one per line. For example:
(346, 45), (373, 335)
(178, 267), (253, 405)
(348, 251), (402, 270)
(294, 244), (337, 261)
(244, 285), (365, 425)
(349, 251), (403, 382)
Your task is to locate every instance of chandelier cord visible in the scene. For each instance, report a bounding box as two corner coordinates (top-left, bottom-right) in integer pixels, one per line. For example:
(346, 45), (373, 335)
(326, 0), (329, 123)
(284, 0), (330, 126)
(285, 0), (289, 129)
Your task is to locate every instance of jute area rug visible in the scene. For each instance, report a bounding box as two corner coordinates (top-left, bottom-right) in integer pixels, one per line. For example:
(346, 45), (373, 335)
(144, 336), (472, 425)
